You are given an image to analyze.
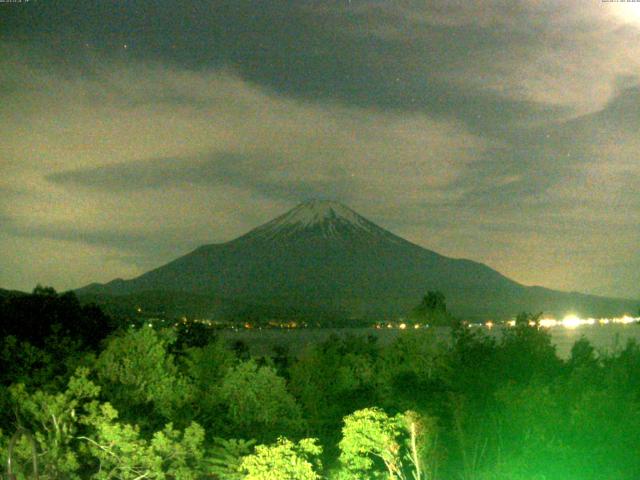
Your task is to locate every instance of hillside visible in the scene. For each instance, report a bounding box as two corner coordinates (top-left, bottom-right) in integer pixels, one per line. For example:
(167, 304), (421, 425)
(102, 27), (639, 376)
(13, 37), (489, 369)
(77, 201), (638, 321)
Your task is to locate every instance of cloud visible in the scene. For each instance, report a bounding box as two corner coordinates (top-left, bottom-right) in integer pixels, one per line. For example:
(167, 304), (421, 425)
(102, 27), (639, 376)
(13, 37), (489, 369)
(2, 3), (640, 299)
(0, 49), (494, 290)
(305, 0), (640, 121)
(5, 0), (639, 125)
(3, 212), (160, 251)
(0, 1), (570, 133)
(46, 152), (356, 203)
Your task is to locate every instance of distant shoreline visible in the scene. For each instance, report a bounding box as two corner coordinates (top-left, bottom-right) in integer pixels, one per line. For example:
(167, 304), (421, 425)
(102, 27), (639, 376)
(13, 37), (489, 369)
(216, 323), (640, 359)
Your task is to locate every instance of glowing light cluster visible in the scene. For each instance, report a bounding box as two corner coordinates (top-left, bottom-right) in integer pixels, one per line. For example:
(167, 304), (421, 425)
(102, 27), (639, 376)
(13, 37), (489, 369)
(374, 316), (639, 331)
(538, 318), (558, 328)
(536, 314), (639, 329)
(375, 322), (425, 330)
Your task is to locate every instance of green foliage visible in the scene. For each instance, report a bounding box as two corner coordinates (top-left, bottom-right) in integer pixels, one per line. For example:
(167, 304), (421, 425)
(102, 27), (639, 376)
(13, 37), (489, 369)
(289, 335), (380, 440)
(96, 327), (194, 425)
(206, 437), (256, 480)
(447, 325), (499, 405)
(240, 437), (322, 480)
(0, 335), (54, 387)
(336, 407), (439, 480)
(494, 382), (566, 453)
(2, 367), (208, 480)
(0, 286), (113, 351)
(401, 411), (439, 480)
(514, 311), (542, 327)
(218, 359), (305, 441)
(4, 367), (100, 478)
(83, 407), (207, 480)
(181, 339), (237, 427)
(377, 330), (448, 412)
(411, 291), (452, 326)
(477, 340), (640, 480)
(174, 319), (219, 349)
(338, 407), (405, 479)
(497, 319), (561, 384)
(4, 296), (640, 480)
(0, 287), (113, 391)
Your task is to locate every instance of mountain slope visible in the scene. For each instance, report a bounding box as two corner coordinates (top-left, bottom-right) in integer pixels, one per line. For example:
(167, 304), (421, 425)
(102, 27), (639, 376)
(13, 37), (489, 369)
(78, 200), (637, 321)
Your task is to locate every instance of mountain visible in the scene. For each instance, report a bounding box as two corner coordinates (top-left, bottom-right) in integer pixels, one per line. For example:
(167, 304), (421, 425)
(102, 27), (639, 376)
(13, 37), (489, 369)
(0, 288), (27, 299)
(77, 200), (638, 321)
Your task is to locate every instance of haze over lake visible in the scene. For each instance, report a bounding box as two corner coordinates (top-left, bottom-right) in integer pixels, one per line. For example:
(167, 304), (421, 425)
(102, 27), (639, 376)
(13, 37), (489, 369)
(219, 323), (640, 359)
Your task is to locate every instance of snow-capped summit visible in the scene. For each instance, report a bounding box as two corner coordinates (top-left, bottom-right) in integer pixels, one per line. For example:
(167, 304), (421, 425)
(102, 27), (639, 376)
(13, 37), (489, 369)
(273, 200), (364, 227)
(246, 200), (385, 241)
(77, 200), (638, 322)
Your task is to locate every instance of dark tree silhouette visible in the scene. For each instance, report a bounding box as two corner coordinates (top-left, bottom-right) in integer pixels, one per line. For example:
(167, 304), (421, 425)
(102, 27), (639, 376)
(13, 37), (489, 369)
(0, 286), (114, 350)
(412, 290), (452, 325)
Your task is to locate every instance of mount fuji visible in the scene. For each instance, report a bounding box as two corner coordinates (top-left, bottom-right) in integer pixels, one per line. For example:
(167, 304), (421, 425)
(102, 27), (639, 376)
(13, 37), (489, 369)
(77, 200), (637, 321)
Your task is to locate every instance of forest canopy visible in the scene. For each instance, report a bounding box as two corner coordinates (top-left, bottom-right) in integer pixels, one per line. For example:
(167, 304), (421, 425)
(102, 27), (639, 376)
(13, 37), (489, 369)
(1, 288), (639, 479)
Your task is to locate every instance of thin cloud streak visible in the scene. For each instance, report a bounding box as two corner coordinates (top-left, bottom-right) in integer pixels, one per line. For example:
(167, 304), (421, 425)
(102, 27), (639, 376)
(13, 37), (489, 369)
(0, 2), (639, 299)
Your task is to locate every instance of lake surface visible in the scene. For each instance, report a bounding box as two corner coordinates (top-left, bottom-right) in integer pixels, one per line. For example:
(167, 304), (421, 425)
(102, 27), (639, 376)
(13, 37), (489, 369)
(218, 324), (640, 359)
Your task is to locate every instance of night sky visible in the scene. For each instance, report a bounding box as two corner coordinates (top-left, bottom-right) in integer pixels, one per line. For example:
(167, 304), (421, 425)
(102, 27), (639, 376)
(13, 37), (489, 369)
(1, 1), (639, 299)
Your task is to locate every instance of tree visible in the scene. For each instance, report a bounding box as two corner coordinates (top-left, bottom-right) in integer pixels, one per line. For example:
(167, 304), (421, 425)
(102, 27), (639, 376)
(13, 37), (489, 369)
(411, 291), (451, 326)
(0, 287), (114, 390)
(289, 335), (380, 439)
(337, 408), (438, 480)
(3, 368), (101, 479)
(2, 368), (208, 480)
(498, 312), (561, 384)
(240, 437), (322, 480)
(338, 408), (403, 478)
(401, 411), (438, 480)
(377, 330), (447, 412)
(206, 437), (256, 480)
(182, 339), (237, 428)
(96, 327), (194, 426)
(218, 359), (305, 441)
(83, 406), (206, 480)
(514, 311), (542, 327)
(0, 286), (113, 351)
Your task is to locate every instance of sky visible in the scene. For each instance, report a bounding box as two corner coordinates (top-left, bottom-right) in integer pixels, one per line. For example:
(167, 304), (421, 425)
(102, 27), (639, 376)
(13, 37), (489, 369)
(1, 0), (639, 299)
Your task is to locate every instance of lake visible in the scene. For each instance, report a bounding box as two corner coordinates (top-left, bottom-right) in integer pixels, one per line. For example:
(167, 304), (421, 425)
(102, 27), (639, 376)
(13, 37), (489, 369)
(218, 323), (640, 359)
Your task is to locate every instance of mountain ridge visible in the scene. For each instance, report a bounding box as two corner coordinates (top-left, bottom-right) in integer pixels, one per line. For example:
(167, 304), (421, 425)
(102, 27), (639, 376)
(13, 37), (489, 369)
(77, 200), (637, 321)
